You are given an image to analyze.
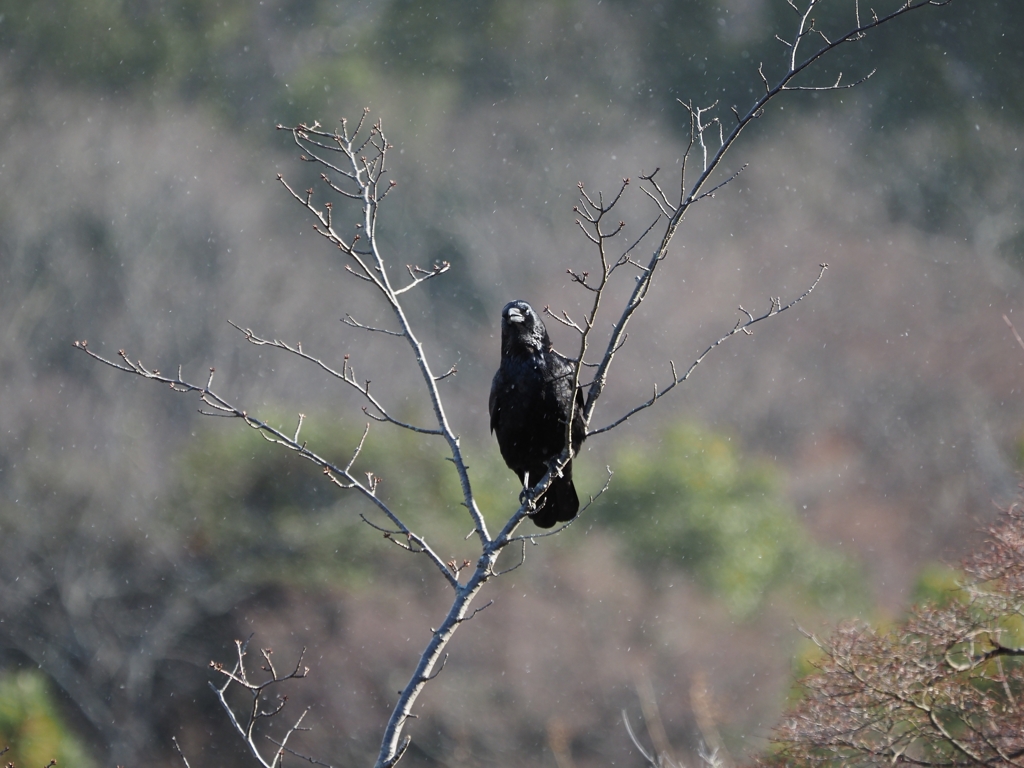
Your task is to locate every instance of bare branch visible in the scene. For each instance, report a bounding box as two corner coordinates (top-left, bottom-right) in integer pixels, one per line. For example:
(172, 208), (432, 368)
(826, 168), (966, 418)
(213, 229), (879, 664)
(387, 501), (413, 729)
(225, 322), (442, 435)
(1004, 314), (1024, 353)
(573, 1), (949, 444)
(493, 540), (528, 576)
(433, 364), (458, 382)
(342, 314), (405, 337)
(782, 68), (876, 91)
(281, 119), (492, 546)
(267, 739), (337, 768)
(693, 163), (748, 202)
(623, 710), (659, 768)
(171, 737), (193, 768)
(589, 263), (828, 436)
(394, 261), (451, 296)
(208, 640), (311, 768)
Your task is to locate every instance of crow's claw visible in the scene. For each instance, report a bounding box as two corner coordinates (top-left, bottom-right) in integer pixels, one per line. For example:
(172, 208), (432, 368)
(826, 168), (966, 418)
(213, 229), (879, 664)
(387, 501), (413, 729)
(519, 486), (537, 511)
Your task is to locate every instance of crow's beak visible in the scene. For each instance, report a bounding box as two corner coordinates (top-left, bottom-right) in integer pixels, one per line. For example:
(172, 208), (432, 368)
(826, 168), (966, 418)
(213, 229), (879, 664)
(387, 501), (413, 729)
(507, 307), (524, 323)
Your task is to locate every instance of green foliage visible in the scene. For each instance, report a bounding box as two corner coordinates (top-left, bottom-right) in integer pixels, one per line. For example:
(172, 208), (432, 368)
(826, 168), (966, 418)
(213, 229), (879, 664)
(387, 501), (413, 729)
(172, 416), (519, 589)
(175, 422), (370, 588)
(4, 0), (1016, 250)
(594, 424), (863, 616)
(0, 671), (92, 768)
(7, 0), (1018, 130)
(0, 0), (256, 95)
(911, 562), (963, 608)
(174, 416), (859, 615)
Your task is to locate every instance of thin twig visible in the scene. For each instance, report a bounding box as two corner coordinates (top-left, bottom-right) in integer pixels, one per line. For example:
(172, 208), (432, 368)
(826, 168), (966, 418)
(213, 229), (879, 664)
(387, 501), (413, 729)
(171, 737), (193, 768)
(1004, 314), (1024, 353)
(589, 263), (828, 436)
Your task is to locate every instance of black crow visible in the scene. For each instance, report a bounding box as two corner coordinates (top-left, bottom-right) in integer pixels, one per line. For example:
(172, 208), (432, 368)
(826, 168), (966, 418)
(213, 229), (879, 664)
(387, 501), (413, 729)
(489, 300), (586, 527)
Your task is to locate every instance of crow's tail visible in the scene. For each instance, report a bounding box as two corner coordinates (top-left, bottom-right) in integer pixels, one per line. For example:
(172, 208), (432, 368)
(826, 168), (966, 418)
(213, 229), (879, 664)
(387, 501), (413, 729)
(531, 463), (579, 529)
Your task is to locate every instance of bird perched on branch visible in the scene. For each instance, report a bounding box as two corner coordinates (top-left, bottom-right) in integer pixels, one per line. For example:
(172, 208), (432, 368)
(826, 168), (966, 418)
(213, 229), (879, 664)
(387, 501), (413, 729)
(489, 300), (586, 528)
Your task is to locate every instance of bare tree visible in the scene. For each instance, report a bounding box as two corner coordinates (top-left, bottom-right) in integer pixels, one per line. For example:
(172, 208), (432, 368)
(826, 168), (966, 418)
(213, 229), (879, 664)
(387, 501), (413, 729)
(75, 1), (952, 766)
(761, 494), (1024, 767)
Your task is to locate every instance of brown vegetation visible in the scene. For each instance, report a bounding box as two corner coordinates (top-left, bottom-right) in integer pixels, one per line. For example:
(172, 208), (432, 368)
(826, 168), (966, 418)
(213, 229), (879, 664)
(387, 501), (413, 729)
(764, 499), (1024, 767)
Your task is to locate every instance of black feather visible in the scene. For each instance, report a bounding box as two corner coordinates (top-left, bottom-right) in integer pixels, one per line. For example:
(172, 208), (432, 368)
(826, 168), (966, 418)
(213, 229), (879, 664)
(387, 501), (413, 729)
(489, 300), (586, 528)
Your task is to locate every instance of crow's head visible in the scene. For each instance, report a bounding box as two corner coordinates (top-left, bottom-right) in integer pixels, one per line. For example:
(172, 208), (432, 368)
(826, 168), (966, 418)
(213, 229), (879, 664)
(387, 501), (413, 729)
(500, 300), (550, 356)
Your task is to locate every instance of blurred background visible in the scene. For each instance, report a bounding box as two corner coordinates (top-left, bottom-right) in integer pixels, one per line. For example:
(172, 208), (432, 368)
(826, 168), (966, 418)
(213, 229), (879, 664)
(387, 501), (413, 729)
(0, 0), (1022, 765)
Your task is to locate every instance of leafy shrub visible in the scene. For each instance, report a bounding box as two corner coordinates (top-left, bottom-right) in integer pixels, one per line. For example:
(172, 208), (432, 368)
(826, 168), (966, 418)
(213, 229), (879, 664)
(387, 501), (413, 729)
(594, 424), (863, 616)
(0, 671), (92, 768)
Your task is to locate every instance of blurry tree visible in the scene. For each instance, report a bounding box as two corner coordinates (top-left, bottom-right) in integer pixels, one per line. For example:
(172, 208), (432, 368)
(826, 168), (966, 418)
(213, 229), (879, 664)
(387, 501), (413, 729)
(74, 2), (955, 766)
(597, 424), (863, 616)
(177, 417), (863, 615)
(0, 458), (244, 764)
(0, 670), (94, 768)
(760, 498), (1024, 767)
(4, 0), (1013, 258)
(4, 1), (1015, 126)
(171, 418), (504, 590)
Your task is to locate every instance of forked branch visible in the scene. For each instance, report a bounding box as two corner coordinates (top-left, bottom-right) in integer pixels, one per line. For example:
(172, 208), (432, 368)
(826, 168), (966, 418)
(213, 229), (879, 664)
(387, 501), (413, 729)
(71, 341), (458, 589)
(564, 0), (947, 441)
(209, 639), (311, 768)
(590, 264), (828, 436)
(277, 116), (489, 546)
